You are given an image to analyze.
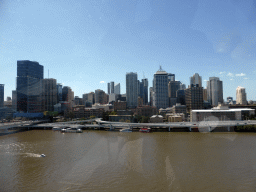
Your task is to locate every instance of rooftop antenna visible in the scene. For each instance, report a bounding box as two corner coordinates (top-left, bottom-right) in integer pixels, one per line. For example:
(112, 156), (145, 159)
(159, 65), (163, 71)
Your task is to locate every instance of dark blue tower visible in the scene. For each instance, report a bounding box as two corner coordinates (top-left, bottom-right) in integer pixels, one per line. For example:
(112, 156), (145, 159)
(16, 60), (44, 112)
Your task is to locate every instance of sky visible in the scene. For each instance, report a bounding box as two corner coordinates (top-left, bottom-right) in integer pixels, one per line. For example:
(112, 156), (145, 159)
(1, 0), (256, 101)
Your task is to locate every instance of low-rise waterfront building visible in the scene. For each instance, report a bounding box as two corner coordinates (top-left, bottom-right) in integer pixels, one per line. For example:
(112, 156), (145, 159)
(149, 115), (163, 123)
(191, 104), (255, 122)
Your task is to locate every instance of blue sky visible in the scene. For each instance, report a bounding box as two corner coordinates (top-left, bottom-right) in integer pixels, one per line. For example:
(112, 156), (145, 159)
(1, 0), (256, 101)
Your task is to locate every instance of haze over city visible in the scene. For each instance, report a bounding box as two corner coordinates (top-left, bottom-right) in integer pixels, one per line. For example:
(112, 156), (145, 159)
(1, 0), (256, 100)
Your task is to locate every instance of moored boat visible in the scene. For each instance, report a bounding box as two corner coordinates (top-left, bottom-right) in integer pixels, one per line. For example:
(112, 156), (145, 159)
(139, 127), (152, 133)
(120, 128), (132, 132)
(61, 127), (83, 133)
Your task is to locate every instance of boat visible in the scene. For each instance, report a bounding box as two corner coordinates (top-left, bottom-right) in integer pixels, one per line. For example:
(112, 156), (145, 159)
(40, 154), (46, 157)
(139, 127), (152, 133)
(52, 127), (62, 131)
(119, 128), (132, 132)
(61, 127), (83, 133)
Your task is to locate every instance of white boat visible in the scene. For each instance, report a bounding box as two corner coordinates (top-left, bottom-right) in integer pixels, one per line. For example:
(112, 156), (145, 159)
(61, 127), (83, 133)
(120, 128), (132, 132)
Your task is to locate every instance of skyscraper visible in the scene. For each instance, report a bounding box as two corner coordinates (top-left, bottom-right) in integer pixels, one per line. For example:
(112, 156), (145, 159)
(12, 90), (17, 111)
(153, 67), (169, 109)
(57, 83), (63, 103)
(190, 73), (202, 87)
(141, 78), (148, 105)
(110, 81), (115, 94)
(16, 60), (43, 112)
(0, 84), (4, 108)
(114, 83), (120, 94)
(42, 78), (57, 111)
(207, 77), (223, 106)
(168, 73), (175, 81)
(126, 72), (138, 108)
(185, 87), (203, 111)
(62, 86), (74, 109)
(95, 89), (108, 104)
(107, 83), (110, 94)
(236, 86), (247, 105)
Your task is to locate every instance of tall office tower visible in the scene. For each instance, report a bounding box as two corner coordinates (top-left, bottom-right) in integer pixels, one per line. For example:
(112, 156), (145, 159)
(176, 90), (185, 105)
(110, 81), (115, 94)
(62, 86), (74, 108)
(107, 83), (110, 94)
(126, 72), (138, 108)
(12, 90), (17, 110)
(0, 84), (4, 108)
(88, 92), (95, 104)
(42, 79), (57, 111)
(153, 67), (169, 109)
(190, 73), (202, 87)
(185, 87), (203, 111)
(114, 83), (120, 94)
(207, 77), (223, 106)
(137, 80), (141, 98)
(83, 92), (95, 107)
(236, 86), (247, 105)
(203, 88), (208, 101)
(141, 78), (148, 105)
(149, 87), (153, 106)
(57, 83), (62, 103)
(168, 81), (181, 98)
(82, 93), (89, 106)
(16, 60), (43, 113)
(168, 73), (175, 81)
(95, 89), (107, 104)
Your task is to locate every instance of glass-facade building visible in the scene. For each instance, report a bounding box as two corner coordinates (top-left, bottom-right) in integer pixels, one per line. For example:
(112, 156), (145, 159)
(153, 69), (169, 109)
(126, 72), (138, 108)
(57, 83), (63, 103)
(0, 84), (4, 108)
(16, 60), (44, 112)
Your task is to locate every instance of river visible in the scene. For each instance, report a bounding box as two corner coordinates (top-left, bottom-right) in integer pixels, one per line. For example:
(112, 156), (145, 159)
(1, 130), (256, 192)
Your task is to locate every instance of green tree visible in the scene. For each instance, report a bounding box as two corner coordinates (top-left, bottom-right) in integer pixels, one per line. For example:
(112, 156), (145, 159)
(141, 116), (149, 123)
(110, 111), (117, 115)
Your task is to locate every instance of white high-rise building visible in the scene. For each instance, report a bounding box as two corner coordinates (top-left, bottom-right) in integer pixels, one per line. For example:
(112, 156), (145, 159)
(207, 77), (223, 106)
(114, 83), (120, 95)
(236, 86), (247, 105)
(126, 72), (138, 108)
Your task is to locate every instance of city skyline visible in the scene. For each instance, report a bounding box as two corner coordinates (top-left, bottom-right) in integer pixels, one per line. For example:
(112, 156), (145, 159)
(1, 1), (256, 100)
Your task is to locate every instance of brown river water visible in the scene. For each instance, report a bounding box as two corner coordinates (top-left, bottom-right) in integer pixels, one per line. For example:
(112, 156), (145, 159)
(1, 130), (256, 192)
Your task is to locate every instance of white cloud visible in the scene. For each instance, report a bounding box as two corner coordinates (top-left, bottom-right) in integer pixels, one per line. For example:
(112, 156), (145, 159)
(219, 71), (225, 75)
(235, 73), (246, 77)
(227, 72), (234, 77)
(244, 77), (249, 80)
(100, 81), (105, 84)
